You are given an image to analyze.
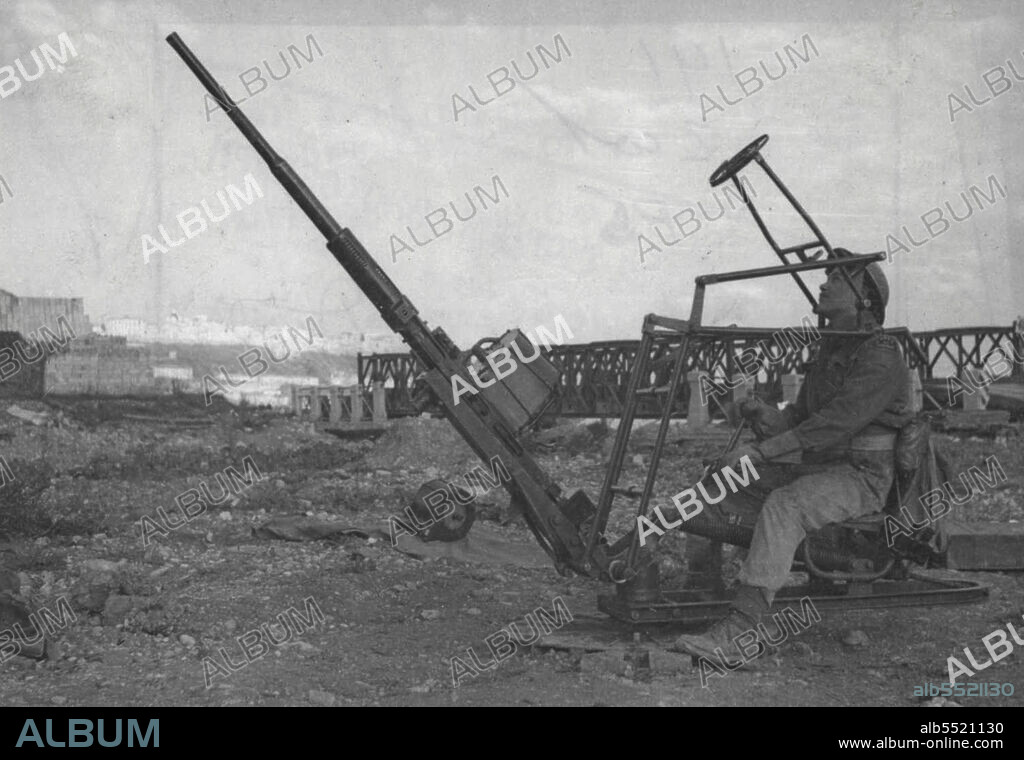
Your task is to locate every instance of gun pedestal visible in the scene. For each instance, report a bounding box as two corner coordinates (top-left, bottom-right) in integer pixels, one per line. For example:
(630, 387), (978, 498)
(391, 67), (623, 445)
(614, 561), (662, 606)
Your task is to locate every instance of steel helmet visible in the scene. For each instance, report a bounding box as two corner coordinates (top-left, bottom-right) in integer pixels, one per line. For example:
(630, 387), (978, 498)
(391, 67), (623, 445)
(831, 248), (889, 324)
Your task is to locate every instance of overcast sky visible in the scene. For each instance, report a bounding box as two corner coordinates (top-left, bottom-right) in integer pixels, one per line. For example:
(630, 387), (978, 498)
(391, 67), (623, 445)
(1, 0), (1021, 346)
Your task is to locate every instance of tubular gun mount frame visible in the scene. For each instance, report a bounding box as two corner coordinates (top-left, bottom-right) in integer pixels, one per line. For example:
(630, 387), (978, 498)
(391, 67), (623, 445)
(167, 36), (986, 623)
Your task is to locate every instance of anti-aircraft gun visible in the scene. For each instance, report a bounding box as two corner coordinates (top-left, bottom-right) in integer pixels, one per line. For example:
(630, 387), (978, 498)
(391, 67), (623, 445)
(167, 35), (986, 623)
(166, 33), (612, 579)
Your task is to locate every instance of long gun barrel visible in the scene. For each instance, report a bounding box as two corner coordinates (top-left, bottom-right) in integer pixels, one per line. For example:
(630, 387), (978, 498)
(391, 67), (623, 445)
(166, 33), (606, 576)
(167, 33), (428, 344)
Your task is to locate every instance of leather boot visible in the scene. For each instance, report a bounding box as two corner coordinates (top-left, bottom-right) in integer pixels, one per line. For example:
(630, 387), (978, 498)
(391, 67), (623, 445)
(671, 584), (771, 662)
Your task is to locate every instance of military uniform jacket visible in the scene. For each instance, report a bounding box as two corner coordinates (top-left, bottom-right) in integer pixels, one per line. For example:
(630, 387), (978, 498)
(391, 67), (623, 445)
(758, 332), (912, 463)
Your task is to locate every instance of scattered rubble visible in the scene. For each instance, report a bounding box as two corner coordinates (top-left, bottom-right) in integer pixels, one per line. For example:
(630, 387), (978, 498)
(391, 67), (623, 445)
(361, 416), (476, 473)
(0, 397), (1020, 705)
(6, 404), (52, 426)
(841, 630), (870, 648)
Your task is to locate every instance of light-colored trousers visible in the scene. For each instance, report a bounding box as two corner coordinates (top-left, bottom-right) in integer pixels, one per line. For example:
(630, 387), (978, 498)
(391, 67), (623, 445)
(724, 451), (894, 599)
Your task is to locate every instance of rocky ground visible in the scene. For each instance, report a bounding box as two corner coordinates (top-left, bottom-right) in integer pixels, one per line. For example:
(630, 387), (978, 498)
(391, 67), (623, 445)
(0, 397), (1021, 707)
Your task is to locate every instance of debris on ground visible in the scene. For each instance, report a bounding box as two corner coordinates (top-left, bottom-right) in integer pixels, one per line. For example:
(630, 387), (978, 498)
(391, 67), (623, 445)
(6, 405), (51, 426)
(0, 397), (1019, 706)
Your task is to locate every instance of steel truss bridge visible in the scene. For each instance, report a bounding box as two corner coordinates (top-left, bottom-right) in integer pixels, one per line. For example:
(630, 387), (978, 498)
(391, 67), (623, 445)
(359, 323), (1024, 420)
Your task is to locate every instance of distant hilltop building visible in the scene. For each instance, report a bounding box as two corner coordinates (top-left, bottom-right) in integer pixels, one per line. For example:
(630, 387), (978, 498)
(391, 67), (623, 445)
(151, 361), (194, 382)
(102, 317), (148, 341)
(0, 291), (371, 402)
(97, 313), (403, 354)
(0, 288), (92, 338)
(98, 314), (229, 344)
(354, 333), (404, 354)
